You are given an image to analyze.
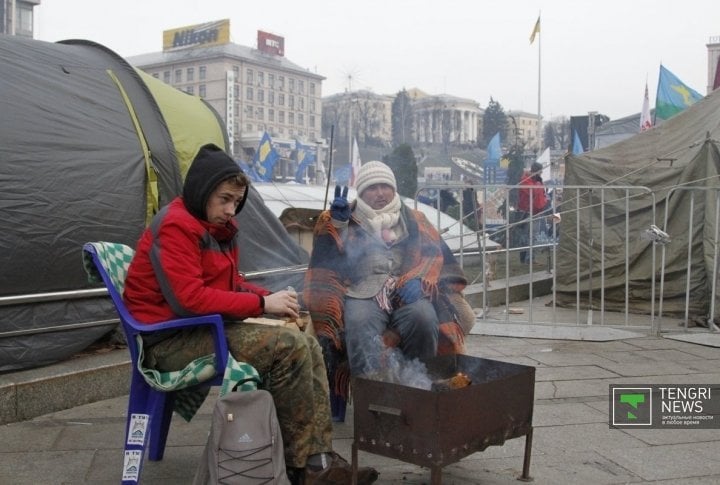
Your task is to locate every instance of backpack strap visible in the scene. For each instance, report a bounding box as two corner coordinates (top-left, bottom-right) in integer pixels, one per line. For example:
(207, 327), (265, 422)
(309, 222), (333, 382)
(220, 354), (262, 396)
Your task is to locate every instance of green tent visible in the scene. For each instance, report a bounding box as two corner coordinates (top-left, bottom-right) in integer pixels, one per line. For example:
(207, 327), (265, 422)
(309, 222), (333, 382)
(0, 36), (306, 371)
(556, 87), (720, 324)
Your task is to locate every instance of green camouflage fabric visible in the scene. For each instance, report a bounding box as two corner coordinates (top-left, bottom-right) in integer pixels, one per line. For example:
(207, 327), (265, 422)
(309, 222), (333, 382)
(146, 322), (333, 468)
(137, 338), (260, 421)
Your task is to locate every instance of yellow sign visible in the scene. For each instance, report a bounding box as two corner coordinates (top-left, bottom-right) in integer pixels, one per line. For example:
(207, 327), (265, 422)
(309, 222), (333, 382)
(163, 19), (230, 51)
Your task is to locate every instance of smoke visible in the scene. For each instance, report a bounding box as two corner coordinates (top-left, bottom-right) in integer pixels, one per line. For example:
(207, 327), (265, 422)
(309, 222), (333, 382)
(359, 336), (434, 390)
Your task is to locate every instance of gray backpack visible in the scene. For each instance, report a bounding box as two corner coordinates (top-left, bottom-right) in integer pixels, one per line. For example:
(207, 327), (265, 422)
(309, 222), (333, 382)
(193, 360), (289, 484)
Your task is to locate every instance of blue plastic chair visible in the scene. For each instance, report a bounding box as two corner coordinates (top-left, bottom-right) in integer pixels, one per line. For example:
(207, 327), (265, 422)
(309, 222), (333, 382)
(82, 242), (229, 484)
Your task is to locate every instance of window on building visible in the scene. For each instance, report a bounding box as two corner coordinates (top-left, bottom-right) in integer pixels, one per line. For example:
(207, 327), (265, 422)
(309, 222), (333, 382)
(16, 4), (33, 33)
(289, 113), (295, 125)
(298, 80), (305, 94)
(258, 89), (264, 103)
(310, 100), (316, 113)
(310, 82), (316, 95)
(278, 76), (285, 90)
(268, 73), (275, 89)
(279, 111), (285, 123)
(247, 107), (253, 119)
(258, 71), (264, 86)
(298, 113), (304, 126)
(247, 69), (254, 84)
(199, 84), (206, 97)
(299, 97), (305, 110)
(235, 103), (240, 116)
(152, 73), (159, 79)
(309, 115), (316, 129)
(289, 78), (295, 93)
(246, 87), (254, 101)
(279, 127), (285, 135)
(186, 86), (194, 95)
(278, 94), (285, 106)
(269, 91), (275, 105)
(268, 109), (275, 121)
(256, 107), (264, 120)
(234, 85), (239, 98)
(289, 95), (295, 109)
(310, 131), (316, 140)
(199, 66), (207, 80)
(233, 66), (239, 77)
(163, 71), (170, 83)
(186, 67), (194, 81)
(247, 124), (253, 131)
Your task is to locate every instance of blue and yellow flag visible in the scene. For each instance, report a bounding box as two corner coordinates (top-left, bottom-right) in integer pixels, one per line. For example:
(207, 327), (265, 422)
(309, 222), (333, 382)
(253, 132), (279, 182)
(294, 140), (316, 183)
(655, 65), (703, 121)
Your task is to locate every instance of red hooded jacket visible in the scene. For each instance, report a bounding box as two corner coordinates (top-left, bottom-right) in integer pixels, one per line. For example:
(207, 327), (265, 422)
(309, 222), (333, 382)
(123, 145), (269, 324)
(517, 172), (548, 215)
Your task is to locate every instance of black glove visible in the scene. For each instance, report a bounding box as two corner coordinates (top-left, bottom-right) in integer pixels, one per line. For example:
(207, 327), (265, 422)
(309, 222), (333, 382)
(330, 185), (350, 222)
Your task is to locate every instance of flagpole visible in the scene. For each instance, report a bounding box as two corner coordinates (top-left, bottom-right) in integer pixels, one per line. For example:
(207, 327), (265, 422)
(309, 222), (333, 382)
(537, 11), (542, 152)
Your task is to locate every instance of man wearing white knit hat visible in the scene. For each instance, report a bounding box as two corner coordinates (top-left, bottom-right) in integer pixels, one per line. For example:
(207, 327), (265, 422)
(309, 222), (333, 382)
(304, 161), (471, 419)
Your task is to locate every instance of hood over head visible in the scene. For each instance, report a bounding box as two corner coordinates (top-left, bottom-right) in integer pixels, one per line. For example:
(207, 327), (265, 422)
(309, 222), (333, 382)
(182, 144), (248, 220)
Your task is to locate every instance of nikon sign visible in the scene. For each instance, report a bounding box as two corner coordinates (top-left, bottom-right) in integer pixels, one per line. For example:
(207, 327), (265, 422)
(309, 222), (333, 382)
(163, 19), (230, 51)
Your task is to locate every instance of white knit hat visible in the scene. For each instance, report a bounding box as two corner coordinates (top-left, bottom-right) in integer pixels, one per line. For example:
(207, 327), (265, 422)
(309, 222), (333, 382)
(355, 160), (397, 196)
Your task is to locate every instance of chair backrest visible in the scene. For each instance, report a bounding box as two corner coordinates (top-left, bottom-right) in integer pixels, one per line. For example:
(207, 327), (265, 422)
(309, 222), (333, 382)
(82, 241), (142, 349)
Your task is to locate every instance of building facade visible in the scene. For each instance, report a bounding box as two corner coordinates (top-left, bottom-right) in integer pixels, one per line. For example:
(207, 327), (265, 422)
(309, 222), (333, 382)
(322, 88), (483, 150)
(1, 0), (40, 37)
(506, 110), (541, 150)
(321, 90), (394, 148)
(708, 35), (720, 93)
(127, 20), (325, 161)
(410, 92), (483, 146)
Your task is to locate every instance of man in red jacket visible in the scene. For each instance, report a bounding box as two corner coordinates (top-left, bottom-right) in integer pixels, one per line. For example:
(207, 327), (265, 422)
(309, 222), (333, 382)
(516, 162), (550, 264)
(123, 144), (377, 485)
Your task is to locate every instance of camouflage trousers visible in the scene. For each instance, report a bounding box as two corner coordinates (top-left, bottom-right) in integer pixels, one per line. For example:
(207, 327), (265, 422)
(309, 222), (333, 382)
(145, 322), (333, 468)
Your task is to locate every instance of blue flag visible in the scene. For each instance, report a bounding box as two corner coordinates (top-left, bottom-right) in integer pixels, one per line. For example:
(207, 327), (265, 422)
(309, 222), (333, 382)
(253, 132), (280, 182)
(485, 132), (501, 166)
(237, 160), (263, 182)
(655, 65), (703, 121)
(294, 140), (316, 184)
(572, 129), (583, 155)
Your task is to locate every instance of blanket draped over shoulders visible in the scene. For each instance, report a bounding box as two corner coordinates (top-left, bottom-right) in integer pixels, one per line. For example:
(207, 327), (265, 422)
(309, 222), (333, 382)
(304, 206), (471, 398)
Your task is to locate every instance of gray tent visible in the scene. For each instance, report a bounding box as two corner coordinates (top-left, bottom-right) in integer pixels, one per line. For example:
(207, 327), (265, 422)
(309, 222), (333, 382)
(555, 87), (720, 321)
(0, 35), (306, 372)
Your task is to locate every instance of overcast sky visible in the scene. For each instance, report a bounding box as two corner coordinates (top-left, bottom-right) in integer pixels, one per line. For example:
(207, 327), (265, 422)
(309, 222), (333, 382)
(35, 0), (720, 121)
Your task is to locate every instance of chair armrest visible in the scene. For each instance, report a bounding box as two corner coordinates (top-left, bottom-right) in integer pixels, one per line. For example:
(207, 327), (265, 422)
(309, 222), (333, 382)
(136, 315), (229, 372)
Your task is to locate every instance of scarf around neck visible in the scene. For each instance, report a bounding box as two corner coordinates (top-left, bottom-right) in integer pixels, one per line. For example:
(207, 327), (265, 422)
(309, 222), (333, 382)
(355, 193), (403, 243)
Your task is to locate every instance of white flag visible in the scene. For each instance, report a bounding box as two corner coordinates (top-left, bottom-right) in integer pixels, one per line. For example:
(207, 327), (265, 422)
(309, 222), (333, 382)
(640, 83), (653, 132)
(536, 147), (551, 181)
(349, 138), (362, 187)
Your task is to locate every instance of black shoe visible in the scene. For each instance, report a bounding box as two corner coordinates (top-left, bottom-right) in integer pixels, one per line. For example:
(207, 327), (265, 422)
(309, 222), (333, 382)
(304, 452), (378, 485)
(287, 466), (305, 485)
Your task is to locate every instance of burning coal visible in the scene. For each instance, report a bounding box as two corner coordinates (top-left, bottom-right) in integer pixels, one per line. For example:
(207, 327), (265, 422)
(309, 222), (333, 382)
(359, 336), (472, 391)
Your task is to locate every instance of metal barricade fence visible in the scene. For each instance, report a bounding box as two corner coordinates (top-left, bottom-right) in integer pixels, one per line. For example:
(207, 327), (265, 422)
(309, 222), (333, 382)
(416, 183), (668, 334)
(658, 186), (720, 333)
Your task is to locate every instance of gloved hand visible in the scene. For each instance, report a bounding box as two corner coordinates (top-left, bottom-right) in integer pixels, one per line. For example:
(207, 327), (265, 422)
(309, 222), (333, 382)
(330, 185), (350, 222)
(397, 278), (423, 305)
